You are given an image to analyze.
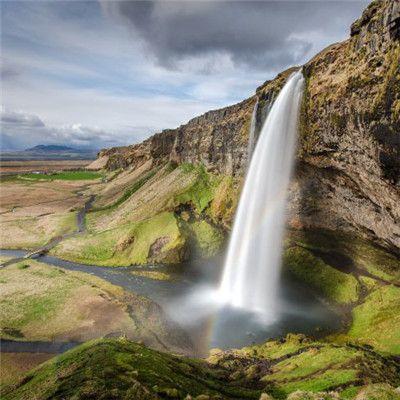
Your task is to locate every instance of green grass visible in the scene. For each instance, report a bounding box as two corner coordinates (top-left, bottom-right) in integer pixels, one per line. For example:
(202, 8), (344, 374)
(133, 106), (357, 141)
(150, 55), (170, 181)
(2, 334), (400, 400)
(1, 339), (261, 400)
(210, 333), (400, 399)
(347, 285), (400, 354)
(0, 262), (80, 340)
(18, 170), (103, 181)
(235, 334), (314, 361)
(275, 369), (358, 397)
(283, 246), (360, 304)
(287, 229), (400, 284)
(262, 346), (359, 383)
(92, 168), (158, 212)
(52, 211), (186, 266)
(174, 163), (221, 213)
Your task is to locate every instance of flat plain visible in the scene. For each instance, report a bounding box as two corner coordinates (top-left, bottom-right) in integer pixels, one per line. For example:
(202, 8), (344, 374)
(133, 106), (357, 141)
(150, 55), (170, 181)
(0, 159), (93, 176)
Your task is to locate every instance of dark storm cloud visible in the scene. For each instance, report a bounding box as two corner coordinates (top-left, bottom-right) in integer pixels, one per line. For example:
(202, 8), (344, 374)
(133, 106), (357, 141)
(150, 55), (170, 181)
(102, 1), (368, 71)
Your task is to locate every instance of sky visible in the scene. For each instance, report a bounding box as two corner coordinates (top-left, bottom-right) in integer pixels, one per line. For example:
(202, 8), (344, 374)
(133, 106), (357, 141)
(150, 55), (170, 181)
(1, 0), (368, 151)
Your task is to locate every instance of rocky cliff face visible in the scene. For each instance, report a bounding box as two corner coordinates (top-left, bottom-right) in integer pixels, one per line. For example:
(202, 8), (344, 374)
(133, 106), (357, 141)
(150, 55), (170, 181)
(97, 0), (399, 254)
(99, 97), (255, 176)
(292, 0), (400, 253)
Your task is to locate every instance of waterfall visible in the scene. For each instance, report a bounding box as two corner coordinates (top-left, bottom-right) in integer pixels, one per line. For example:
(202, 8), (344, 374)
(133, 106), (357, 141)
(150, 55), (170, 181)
(219, 70), (304, 318)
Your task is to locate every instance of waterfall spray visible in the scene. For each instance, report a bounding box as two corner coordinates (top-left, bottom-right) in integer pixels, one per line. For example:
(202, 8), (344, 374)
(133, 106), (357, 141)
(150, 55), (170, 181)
(219, 70), (304, 318)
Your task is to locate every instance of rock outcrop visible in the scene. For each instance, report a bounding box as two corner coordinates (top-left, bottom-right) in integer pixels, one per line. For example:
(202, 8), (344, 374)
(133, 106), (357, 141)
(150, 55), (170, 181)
(96, 0), (399, 255)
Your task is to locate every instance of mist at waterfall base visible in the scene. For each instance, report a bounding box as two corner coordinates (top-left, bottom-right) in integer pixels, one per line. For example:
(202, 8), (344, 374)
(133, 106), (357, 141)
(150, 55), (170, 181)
(165, 71), (340, 351)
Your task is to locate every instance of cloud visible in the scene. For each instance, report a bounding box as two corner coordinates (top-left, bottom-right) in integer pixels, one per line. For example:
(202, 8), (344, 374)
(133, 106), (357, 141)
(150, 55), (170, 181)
(0, 109), (125, 150)
(101, 1), (368, 72)
(1, 1), (369, 152)
(1, 109), (45, 128)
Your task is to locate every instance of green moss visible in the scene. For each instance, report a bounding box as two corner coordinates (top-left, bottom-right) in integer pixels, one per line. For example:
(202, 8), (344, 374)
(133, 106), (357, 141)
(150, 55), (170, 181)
(236, 334), (313, 361)
(287, 229), (400, 284)
(340, 386), (361, 399)
(190, 220), (223, 258)
(359, 276), (379, 292)
(1, 339), (261, 400)
(174, 164), (220, 214)
(283, 246), (360, 304)
(262, 346), (359, 383)
(347, 285), (400, 354)
(52, 212), (186, 266)
(211, 333), (399, 400)
(208, 176), (239, 226)
(279, 369), (357, 394)
(275, 369), (358, 397)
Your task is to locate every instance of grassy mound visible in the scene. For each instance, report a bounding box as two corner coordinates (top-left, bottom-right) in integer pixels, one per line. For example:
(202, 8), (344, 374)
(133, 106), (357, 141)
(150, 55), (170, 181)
(1, 339), (260, 400)
(3, 336), (399, 400)
(51, 211), (186, 266)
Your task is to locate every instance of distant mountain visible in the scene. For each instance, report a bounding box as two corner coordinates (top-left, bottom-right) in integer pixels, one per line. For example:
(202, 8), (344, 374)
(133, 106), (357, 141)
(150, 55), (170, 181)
(25, 145), (81, 152)
(1, 144), (97, 161)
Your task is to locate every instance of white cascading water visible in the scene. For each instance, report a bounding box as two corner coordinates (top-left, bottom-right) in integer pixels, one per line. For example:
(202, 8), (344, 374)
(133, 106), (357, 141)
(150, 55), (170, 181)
(219, 70), (304, 318)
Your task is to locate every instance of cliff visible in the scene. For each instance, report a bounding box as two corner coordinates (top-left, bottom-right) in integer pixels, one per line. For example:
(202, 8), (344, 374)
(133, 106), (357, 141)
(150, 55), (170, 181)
(98, 96), (255, 176)
(92, 0), (399, 256)
(293, 0), (400, 253)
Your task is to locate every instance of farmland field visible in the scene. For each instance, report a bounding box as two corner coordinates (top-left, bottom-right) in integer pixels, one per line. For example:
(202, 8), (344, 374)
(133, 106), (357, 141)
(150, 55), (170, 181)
(0, 160), (93, 176)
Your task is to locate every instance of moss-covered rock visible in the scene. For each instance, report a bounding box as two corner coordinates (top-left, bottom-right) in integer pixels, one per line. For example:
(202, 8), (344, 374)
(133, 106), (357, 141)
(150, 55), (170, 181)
(189, 220), (224, 258)
(283, 246), (360, 305)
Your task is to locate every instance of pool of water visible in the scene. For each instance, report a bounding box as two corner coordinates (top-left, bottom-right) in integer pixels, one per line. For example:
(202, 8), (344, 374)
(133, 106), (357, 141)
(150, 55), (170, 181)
(0, 249), (342, 352)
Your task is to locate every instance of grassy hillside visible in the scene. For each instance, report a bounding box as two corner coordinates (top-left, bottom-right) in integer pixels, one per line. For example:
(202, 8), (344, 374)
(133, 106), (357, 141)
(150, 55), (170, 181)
(51, 163), (235, 266)
(2, 337), (399, 400)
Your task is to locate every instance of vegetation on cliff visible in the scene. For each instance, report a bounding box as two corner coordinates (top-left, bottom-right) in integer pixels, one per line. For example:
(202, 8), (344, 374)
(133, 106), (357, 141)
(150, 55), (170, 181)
(51, 163), (235, 267)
